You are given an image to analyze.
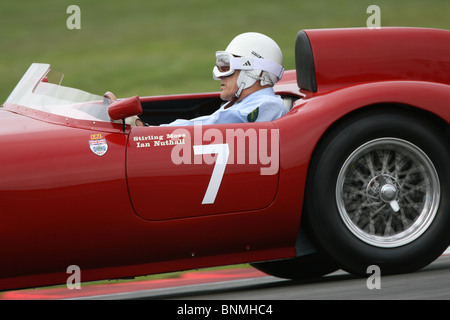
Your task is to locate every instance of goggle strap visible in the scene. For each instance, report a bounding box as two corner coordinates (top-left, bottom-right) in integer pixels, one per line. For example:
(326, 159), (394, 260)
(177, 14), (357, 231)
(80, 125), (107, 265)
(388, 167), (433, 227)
(229, 56), (284, 79)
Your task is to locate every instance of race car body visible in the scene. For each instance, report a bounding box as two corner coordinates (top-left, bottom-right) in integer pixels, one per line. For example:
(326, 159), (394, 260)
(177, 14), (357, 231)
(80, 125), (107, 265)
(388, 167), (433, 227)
(1, 27), (449, 290)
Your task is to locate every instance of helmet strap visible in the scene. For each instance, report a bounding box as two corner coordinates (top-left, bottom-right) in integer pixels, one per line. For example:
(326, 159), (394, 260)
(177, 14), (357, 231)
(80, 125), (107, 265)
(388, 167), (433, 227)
(234, 71), (257, 100)
(234, 82), (245, 100)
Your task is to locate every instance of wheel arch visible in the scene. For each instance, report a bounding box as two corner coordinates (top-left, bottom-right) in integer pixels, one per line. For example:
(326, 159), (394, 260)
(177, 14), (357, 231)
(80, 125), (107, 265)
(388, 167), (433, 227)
(310, 102), (450, 163)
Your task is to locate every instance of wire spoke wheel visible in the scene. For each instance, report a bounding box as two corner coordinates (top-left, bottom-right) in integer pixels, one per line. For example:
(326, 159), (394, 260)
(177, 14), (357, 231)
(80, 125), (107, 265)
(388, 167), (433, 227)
(336, 138), (440, 248)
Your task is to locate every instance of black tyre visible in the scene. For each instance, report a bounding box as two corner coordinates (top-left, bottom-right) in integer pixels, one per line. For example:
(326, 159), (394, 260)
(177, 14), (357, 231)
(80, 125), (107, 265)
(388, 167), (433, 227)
(251, 252), (339, 280)
(305, 109), (450, 275)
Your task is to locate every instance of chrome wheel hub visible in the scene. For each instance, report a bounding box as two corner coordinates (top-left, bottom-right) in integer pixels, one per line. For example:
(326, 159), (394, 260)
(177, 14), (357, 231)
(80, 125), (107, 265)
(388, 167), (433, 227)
(367, 174), (399, 201)
(380, 183), (397, 202)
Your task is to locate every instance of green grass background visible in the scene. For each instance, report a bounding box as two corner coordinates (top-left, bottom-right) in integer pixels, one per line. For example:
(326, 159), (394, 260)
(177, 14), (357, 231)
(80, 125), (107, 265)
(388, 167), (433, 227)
(0, 0), (448, 290)
(1, 0), (448, 102)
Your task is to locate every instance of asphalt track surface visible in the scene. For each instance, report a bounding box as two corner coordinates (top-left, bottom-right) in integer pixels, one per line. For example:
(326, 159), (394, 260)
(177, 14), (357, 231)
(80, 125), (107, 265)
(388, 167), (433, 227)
(110, 254), (450, 300)
(2, 248), (450, 300)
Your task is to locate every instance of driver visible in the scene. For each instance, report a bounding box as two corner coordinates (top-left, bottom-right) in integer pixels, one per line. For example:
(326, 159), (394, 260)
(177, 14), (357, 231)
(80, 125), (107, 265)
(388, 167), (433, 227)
(163, 32), (287, 126)
(106, 32), (287, 127)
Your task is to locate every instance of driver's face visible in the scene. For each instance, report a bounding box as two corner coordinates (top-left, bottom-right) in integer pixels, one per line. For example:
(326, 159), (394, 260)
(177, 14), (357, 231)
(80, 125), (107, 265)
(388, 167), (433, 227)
(219, 71), (239, 101)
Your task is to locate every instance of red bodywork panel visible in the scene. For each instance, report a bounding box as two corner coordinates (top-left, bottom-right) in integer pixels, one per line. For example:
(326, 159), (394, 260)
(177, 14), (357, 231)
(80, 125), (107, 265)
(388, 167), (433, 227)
(304, 27), (450, 94)
(127, 122), (280, 220)
(0, 105), (299, 290)
(0, 27), (449, 290)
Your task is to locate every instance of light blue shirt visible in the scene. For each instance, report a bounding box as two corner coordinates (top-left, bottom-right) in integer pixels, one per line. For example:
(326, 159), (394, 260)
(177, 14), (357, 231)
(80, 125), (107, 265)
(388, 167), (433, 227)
(163, 87), (287, 126)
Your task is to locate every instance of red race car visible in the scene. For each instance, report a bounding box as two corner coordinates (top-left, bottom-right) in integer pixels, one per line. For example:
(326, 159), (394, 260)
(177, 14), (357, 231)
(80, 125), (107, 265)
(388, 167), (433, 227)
(1, 27), (449, 290)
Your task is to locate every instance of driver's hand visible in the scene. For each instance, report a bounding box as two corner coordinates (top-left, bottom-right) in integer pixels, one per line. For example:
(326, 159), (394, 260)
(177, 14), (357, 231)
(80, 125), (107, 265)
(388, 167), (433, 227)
(135, 118), (146, 126)
(125, 115), (147, 127)
(104, 91), (118, 102)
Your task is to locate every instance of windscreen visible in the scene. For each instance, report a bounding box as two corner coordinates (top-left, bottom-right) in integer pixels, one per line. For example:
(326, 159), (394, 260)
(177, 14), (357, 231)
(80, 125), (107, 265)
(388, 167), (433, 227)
(4, 63), (111, 122)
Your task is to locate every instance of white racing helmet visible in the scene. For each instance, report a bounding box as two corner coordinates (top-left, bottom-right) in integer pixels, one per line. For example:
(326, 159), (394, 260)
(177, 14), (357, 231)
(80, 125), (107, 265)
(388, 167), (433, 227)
(213, 32), (284, 99)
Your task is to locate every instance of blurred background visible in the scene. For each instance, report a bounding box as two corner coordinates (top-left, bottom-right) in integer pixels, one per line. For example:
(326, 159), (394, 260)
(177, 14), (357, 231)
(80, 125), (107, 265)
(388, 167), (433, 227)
(1, 0), (448, 101)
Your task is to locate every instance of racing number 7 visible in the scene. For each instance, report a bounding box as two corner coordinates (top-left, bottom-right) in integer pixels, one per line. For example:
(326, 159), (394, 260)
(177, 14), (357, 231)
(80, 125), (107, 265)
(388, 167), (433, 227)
(193, 144), (230, 204)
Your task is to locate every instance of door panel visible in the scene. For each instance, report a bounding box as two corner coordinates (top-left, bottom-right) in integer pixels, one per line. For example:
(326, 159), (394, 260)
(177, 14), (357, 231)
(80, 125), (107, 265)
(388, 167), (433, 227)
(127, 122), (280, 220)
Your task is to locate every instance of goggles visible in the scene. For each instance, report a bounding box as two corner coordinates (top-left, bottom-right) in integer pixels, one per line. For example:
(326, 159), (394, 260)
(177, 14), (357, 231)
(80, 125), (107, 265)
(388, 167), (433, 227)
(213, 51), (284, 80)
